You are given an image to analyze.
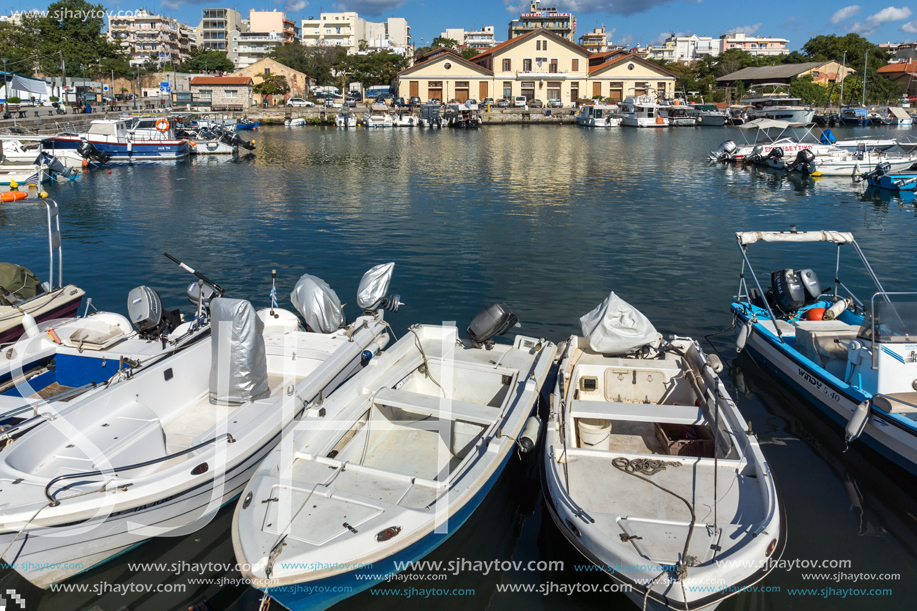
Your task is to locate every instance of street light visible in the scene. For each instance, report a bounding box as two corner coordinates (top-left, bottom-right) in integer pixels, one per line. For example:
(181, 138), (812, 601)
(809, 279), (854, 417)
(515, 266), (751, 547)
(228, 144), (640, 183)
(134, 65), (139, 110)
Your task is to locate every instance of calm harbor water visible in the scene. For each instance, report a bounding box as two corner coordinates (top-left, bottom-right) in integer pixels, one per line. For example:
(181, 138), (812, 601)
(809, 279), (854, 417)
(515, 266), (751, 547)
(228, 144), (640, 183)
(3, 124), (917, 611)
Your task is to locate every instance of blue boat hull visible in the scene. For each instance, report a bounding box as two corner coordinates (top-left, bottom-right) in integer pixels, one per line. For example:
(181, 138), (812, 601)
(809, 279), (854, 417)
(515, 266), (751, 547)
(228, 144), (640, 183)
(866, 173), (917, 191)
(733, 303), (917, 475)
(47, 137), (189, 161)
(235, 122), (259, 131)
(266, 444), (516, 611)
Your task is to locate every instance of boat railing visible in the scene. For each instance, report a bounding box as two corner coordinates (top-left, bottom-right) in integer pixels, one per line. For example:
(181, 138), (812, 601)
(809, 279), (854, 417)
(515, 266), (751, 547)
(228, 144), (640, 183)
(44, 432), (235, 506)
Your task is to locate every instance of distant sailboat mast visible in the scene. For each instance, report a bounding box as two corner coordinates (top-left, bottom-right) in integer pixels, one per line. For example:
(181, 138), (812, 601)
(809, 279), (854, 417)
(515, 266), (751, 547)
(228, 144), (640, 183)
(861, 50), (868, 106)
(840, 51), (845, 106)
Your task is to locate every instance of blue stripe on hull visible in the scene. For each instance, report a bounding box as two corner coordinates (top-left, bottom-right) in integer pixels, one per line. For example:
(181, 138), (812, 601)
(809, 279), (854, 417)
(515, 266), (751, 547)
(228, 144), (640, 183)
(742, 342), (917, 475)
(268, 449), (516, 611)
(47, 139), (189, 160)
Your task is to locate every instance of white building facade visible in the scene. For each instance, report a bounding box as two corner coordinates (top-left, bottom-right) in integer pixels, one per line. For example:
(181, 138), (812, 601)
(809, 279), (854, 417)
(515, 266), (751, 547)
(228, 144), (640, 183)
(301, 12), (410, 55)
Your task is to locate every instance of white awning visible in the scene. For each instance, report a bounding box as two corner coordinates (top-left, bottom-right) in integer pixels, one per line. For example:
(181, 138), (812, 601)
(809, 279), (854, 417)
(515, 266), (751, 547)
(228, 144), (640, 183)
(6, 73), (50, 96)
(890, 107), (911, 119)
(737, 118), (813, 130)
(736, 231), (855, 245)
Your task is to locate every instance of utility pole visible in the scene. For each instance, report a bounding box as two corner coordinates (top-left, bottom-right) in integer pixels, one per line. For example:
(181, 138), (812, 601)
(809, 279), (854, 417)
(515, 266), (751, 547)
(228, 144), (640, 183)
(60, 50), (67, 103)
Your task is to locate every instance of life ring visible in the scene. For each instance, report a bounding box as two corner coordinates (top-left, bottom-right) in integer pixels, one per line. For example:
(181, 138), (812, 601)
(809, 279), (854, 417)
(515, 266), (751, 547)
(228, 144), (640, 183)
(155, 118), (170, 132)
(1, 191), (28, 202)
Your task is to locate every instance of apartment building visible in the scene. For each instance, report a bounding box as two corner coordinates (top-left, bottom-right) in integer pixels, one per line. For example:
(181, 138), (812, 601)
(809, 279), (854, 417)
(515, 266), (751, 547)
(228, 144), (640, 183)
(719, 31), (788, 57)
(195, 8), (246, 52)
(508, 1), (576, 42)
(300, 12), (410, 54)
(108, 9), (194, 67)
(439, 27), (497, 50)
(229, 10), (299, 70)
(578, 27), (607, 53)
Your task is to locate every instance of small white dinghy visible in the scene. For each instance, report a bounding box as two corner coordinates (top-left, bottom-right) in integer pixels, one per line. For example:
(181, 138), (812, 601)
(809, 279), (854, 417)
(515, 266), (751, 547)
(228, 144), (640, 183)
(233, 304), (555, 610)
(0, 265), (399, 588)
(543, 293), (785, 611)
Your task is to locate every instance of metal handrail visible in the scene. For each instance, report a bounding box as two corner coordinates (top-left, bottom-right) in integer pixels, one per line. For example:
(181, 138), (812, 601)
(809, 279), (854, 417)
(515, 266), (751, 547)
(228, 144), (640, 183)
(44, 432), (235, 506)
(872, 393), (917, 412)
(870, 291), (917, 369)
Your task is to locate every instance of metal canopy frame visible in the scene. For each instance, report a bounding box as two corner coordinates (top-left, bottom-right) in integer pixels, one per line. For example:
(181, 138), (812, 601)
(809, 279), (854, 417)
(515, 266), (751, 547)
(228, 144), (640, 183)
(735, 230), (888, 343)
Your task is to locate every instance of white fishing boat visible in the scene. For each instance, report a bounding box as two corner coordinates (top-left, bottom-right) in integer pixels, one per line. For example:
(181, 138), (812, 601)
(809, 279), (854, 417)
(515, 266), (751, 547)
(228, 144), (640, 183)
(335, 111), (357, 128)
(392, 112), (418, 127)
(809, 152), (916, 177)
(543, 293), (785, 611)
(233, 304), (555, 610)
(285, 118), (307, 127)
(0, 264), (398, 587)
(364, 112), (393, 128)
(575, 104), (621, 127)
(620, 95), (668, 127)
(1, 199), (85, 347)
(731, 229), (917, 476)
(659, 106), (696, 127)
(744, 87), (815, 123)
(725, 105), (755, 126)
(708, 119), (836, 162)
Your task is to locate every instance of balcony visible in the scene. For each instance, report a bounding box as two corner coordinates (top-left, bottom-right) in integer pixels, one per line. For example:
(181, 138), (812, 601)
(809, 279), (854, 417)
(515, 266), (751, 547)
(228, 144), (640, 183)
(515, 69), (567, 79)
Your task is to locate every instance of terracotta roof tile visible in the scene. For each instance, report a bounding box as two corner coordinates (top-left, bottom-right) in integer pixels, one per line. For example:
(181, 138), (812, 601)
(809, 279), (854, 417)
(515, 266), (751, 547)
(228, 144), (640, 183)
(878, 61), (917, 73)
(190, 76), (252, 86)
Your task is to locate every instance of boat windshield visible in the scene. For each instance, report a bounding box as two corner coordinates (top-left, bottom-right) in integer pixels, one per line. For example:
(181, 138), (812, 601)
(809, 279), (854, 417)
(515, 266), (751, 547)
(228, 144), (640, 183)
(858, 300), (917, 343)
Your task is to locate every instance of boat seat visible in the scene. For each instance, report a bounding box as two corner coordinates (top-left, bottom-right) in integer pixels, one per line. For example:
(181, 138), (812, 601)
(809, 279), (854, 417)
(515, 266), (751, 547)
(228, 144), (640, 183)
(873, 392), (917, 414)
(373, 388), (498, 426)
(793, 321), (860, 368)
(569, 399), (705, 425)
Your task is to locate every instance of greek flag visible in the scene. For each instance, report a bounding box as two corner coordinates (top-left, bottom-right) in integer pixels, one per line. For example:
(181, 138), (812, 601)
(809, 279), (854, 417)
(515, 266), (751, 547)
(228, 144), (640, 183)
(270, 284), (278, 309)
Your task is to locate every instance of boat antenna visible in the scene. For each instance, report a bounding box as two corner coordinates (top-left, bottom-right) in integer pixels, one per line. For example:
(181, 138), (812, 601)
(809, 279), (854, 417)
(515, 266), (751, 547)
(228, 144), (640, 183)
(162, 253), (225, 295)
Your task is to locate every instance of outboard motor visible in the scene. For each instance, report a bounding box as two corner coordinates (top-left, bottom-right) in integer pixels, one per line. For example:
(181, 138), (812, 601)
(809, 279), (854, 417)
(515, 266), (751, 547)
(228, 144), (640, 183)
(467, 303), (519, 350)
(356, 263), (401, 314)
(786, 149), (816, 173)
(289, 274), (344, 333)
(708, 140), (736, 161)
(771, 269), (806, 313)
(746, 144), (765, 165)
(858, 161), (891, 184)
(36, 152), (79, 179)
(127, 285), (180, 340)
(186, 281), (218, 305)
(797, 269), (822, 304)
(77, 140), (110, 164)
(762, 147), (784, 166)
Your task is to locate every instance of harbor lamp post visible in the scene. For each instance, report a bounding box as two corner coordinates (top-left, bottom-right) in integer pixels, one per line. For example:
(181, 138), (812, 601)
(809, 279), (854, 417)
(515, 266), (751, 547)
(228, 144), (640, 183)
(133, 66), (139, 110)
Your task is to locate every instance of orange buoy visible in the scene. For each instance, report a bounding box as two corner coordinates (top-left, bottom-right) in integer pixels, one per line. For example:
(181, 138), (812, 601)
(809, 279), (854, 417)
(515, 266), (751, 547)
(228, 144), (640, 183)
(82, 159), (89, 168)
(806, 308), (826, 321)
(108, 170), (112, 174)
(1, 191), (28, 202)
(190, 141), (197, 147)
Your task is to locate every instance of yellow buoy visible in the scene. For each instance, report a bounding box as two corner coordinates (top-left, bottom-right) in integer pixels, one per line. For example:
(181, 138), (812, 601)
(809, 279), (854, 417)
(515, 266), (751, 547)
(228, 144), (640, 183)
(28, 182), (36, 189)
(40, 191), (49, 198)
(9, 180), (18, 190)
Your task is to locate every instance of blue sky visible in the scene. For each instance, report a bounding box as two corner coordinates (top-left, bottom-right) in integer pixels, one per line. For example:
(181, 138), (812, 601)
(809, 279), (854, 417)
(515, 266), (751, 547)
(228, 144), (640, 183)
(7, 1), (917, 50)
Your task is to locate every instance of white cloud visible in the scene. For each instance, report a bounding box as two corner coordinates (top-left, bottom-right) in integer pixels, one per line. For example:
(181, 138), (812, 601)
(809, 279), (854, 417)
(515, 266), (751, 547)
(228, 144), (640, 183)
(548, 0), (681, 17)
(902, 20), (917, 32)
(830, 5), (861, 24)
(286, 0), (308, 11)
(651, 31), (673, 45)
(618, 33), (635, 47)
(849, 6), (912, 34)
(327, 0), (407, 15)
(727, 23), (763, 35)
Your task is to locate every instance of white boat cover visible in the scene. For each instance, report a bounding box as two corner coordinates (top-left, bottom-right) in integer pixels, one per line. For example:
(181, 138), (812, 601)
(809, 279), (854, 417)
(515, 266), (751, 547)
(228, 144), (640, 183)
(356, 262), (395, 311)
(738, 118), (812, 130)
(579, 292), (658, 355)
(209, 298), (270, 405)
(290, 274), (343, 333)
(736, 230), (855, 245)
(890, 107), (910, 119)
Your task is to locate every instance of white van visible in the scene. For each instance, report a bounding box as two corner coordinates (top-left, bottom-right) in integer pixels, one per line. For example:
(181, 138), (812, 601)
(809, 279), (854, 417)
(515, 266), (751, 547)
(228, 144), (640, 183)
(513, 96), (527, 108)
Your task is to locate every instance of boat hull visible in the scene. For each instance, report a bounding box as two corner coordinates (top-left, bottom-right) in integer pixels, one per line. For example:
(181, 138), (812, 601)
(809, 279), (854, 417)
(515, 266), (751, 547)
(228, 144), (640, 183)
(47, 136), (189, 161)
(621, 117), (668, 127)
(0, 286), (84, 346)
(735, 310), (917, 475)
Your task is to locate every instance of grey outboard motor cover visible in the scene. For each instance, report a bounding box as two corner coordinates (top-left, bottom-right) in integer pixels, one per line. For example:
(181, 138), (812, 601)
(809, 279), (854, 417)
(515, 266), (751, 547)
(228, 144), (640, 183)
(357, 263), (395, 311)
(290, 274), (343, 333)
(127, 286), (163, 332)
(467, 303), (519, 349)
(209, 298), (270, 405)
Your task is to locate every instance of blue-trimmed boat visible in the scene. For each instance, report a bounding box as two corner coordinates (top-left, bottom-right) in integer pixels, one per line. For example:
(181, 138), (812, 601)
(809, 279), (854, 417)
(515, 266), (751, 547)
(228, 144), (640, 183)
(731, 229), (917, 475)
(861, 162), (917, 191)
(235, 119), (259, 131)
(233, 309), (555, 610)
(47, 119), (189, 161)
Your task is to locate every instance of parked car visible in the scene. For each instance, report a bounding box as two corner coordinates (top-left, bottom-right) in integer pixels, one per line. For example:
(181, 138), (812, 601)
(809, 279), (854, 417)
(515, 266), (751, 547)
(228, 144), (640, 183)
(375, 93), (395, 102)
(513, 96), (527, 108)
(528, 99), (544, 109)
(287, 98), (315, 107)
(496, 98), (510, 108)
(346, 91), (362, 101)
(408, 96), (421, 106)
(324, 98), (341, 108)
(465, 99), (479, 110)
(345, 98), (357, 107)
(393, 97), (406, 107)
(547, 98), (563, 108)
(482, 97), (495, 107)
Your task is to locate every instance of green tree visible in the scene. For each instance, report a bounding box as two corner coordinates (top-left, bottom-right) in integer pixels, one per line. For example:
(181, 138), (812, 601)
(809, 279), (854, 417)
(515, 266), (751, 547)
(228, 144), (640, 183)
(253, 72), (289, 104)
(800, 34), (899, 103)
(431, 37), (459, 50)
(338, 51), (409, 87)
(175, 49), (234, 74)
(269, 43), (346, 84)
(0, 22), (36, 75)
(358, 39), (368, 52)
(788, 75), (829, 105)
(461, 48), (480, 60)
(19, 0), (123, 77)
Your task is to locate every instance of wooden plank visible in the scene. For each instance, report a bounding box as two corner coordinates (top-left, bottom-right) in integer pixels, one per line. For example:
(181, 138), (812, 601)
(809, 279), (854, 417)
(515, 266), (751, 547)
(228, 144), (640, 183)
(570, 399), (705, 425)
